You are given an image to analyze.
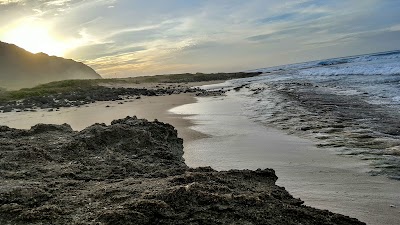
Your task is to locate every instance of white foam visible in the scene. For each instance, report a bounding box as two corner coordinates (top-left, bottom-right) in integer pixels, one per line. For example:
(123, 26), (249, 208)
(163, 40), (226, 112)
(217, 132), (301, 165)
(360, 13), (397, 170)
(299, 61), (400, 76)
(253, 50), (400, 77)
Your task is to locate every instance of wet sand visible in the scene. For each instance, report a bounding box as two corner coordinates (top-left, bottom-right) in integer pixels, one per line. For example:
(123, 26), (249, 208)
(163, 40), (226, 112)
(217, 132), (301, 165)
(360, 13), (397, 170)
(171, 93), (400, 225)
(0, 93), (208, 142)
(1, 84), (399, 224)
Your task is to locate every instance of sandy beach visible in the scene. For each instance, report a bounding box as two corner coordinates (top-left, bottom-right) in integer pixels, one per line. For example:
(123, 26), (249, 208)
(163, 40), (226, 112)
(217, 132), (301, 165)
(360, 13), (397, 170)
(0, 88), (209, 143)
(171, 91), (400, 225)
(0, 82), (399, 225)
(0, 81), (225, 141)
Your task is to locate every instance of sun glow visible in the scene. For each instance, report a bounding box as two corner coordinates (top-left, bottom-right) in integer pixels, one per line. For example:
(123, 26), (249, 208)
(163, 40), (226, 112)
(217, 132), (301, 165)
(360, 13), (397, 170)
(2, 24), (70, 57)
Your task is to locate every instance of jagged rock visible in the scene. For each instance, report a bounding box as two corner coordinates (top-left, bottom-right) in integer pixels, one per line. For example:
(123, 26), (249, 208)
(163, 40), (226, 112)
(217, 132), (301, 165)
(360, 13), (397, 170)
(0, 117), (365, 224)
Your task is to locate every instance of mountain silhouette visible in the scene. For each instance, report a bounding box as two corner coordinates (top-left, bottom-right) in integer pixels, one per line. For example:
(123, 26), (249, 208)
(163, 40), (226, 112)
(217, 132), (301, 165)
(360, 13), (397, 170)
(0, 41), (101, 90)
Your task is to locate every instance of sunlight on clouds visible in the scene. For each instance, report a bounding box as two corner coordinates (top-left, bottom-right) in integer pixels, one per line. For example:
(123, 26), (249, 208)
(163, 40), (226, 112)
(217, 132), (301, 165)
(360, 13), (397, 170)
(45, 0), (73, 6)
(70, 28), (102, 48)
(0, 0), (22, 5)
(84, 38), (199, 77)
(1, 23), (70, 56)
(1, 0), (398, 76)
(0, 19), (99, 57)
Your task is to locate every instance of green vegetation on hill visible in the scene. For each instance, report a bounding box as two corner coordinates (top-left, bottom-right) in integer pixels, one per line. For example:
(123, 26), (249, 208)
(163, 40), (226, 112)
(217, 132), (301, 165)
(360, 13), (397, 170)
(0, 80), (94, 102)
(0, 72), (261, 102)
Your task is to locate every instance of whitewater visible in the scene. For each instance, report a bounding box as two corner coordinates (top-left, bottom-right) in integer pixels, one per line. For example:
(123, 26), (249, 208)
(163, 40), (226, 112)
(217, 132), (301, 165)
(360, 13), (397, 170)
(167, 51), (399, 224)
(169, 50), (400, 224)
(224, 50), (400, 180)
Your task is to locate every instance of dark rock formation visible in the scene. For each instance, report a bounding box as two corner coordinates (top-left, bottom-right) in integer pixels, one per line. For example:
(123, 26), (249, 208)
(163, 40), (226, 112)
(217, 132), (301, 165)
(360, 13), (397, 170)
(0, 41), (101, 90)
(0, 86), (225, 113)
(0, 117), (365, 224)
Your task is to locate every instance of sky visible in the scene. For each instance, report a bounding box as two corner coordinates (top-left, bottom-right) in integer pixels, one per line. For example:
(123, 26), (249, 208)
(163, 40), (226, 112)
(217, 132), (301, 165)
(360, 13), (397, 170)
(0, 0), (399, 78)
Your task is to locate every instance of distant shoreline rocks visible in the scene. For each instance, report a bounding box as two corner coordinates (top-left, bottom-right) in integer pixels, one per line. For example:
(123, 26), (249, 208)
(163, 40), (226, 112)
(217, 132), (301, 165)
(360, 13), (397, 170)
(0, 85), (225, 113)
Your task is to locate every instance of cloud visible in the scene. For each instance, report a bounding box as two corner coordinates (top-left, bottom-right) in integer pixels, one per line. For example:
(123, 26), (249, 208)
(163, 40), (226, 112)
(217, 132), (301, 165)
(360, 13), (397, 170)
(0, 0), (21, 5)
(66, 43), (146, 60)
(390, 24), (400, 32)
(257, 13), (298, 24)
(246, 29), (294, 42)
(1, 0), (400, 77)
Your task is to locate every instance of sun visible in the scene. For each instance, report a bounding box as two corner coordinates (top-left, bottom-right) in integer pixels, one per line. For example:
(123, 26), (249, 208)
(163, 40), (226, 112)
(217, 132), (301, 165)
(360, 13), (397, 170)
(1, 24), (70, 57)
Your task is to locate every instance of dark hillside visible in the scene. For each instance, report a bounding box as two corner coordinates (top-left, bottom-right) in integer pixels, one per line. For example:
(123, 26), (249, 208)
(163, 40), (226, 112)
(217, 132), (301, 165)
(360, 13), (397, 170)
(0, 41), (101, 90)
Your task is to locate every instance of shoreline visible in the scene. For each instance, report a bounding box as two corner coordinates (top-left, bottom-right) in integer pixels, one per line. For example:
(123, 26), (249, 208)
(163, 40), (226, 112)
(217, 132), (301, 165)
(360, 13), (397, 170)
(0, 80), (225, 142)
(0, 80), (397, 224)
(0, 93), (209, 143)
(0, 116), (364, 224)
(171, 91), (400, 225)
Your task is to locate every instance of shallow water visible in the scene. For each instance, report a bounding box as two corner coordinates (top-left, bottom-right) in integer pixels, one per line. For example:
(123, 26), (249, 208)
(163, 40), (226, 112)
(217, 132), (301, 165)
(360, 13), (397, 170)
(171, 92), (400, 225)
(231, 51), (400, 179)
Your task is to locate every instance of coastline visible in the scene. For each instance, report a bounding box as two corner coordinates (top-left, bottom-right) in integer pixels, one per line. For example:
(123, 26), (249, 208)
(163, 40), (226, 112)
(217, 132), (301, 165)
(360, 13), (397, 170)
(0, 92), (209, 143)
(171, 91), (400, 225)
(0, 80), (230, 143)
(0, 80), (396, 224)
(0, 116), (364, 224)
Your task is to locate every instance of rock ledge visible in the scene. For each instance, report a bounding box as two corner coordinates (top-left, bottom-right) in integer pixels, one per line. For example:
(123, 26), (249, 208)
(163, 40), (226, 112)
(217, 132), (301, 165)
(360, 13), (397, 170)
(0, 117), (365, 224)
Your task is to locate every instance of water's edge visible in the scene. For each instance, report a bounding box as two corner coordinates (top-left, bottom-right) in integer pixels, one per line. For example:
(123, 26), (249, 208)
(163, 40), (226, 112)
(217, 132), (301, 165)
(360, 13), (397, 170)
(171, 90), (400, 225)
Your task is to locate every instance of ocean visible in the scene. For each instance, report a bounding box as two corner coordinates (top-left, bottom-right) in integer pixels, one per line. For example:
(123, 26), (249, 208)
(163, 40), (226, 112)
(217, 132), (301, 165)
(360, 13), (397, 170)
(225, 50), (400, 180)
(171, 51), (400, 224)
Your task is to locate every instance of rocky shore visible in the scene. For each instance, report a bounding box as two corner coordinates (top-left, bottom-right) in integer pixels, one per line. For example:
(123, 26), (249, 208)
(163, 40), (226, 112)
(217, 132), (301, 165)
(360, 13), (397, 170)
(0, 116), (365, 224)
(0, 85), (224, 113)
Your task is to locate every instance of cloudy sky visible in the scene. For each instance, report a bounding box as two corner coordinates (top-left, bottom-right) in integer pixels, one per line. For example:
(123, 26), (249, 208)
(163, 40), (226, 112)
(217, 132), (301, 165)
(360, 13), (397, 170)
(0, 0), (399, 78)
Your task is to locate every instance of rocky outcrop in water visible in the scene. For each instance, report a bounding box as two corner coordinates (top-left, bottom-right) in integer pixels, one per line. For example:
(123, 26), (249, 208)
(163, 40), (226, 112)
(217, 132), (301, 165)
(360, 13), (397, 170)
(0, 41), (101, 90)
(0, 117), (365, 224)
